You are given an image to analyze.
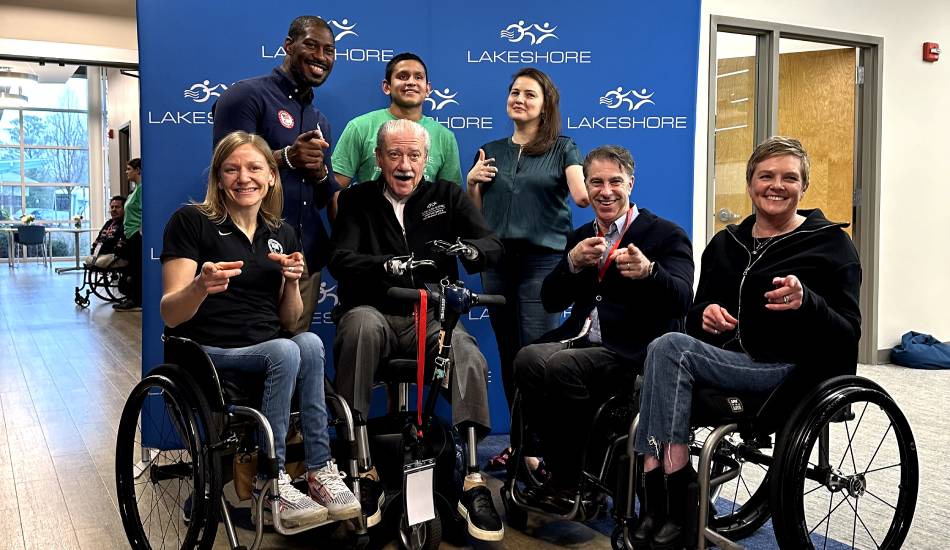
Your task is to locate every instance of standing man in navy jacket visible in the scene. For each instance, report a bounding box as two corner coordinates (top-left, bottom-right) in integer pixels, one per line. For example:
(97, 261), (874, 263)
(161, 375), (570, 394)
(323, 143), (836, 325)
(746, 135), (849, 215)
(213, 15), (338, 334)
(513, 145), (694, 509)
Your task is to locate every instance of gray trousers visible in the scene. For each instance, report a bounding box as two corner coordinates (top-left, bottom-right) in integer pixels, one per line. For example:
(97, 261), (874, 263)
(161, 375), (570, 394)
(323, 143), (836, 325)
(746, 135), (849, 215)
(333, 305), (492, 434)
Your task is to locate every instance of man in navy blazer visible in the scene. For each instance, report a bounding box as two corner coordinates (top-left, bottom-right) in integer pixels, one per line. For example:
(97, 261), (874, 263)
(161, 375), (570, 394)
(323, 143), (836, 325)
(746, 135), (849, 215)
(513, 144), (694, 507)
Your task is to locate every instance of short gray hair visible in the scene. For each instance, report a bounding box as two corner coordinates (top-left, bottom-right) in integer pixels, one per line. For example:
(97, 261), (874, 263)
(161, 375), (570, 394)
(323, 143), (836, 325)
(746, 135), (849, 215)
(583, 144), (635, 179)
(375, 118), (430, 154)
(746, 136), (810, 190)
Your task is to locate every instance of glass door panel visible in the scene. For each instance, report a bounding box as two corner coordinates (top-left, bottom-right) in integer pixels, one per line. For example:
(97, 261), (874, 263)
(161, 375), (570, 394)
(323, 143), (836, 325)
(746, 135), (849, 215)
(713, 32), (758, 233)
(778, 39), (857, 236)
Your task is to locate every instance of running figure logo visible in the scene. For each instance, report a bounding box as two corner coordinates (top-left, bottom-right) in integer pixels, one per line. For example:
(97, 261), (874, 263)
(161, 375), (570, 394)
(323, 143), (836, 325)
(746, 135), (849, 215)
(599, 87), (655, 111)
(183, 80), (229, 103)
(424, 88), (459, 111)
(499, 21), (558, 45)
(328, 18), (358, 41)
(318, 282), (338, 306)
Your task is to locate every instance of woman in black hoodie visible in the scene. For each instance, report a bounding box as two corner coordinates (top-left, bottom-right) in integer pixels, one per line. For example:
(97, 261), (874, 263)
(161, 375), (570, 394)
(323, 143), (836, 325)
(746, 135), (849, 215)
(631, 136), (861, 549)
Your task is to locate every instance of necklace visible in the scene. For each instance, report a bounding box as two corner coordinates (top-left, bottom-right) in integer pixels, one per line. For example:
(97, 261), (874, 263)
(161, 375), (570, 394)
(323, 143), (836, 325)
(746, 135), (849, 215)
(752, 236), (774, 255)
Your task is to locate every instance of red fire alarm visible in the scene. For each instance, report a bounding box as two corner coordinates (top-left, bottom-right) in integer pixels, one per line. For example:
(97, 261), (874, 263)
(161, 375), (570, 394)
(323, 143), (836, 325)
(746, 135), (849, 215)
(108, 128), (115, 139)
(923, 42), (940, 62)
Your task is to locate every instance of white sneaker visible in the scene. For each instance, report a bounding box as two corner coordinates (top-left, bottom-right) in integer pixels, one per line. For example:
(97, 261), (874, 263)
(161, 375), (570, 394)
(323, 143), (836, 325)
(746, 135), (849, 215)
(308, 461), (361, 520)
(252, 471), (329, 528)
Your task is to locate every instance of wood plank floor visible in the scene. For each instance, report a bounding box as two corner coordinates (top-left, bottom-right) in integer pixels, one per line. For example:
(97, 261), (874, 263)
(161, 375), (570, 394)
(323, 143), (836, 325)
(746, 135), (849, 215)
(1, 263), (943, 549)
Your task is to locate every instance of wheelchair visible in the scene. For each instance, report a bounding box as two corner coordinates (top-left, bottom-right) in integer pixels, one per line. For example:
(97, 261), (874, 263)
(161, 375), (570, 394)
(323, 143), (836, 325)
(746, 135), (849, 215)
(343, 245), (505, 550)
(502, 384), (639, 529)
(74, 254), (127, 308)
(613, 371), (918, 549)
(114, 335), (370, 550)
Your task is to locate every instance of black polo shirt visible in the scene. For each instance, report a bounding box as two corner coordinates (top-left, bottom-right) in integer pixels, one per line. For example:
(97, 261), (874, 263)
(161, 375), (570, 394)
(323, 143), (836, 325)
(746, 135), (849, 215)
(161, 205), (301, 348)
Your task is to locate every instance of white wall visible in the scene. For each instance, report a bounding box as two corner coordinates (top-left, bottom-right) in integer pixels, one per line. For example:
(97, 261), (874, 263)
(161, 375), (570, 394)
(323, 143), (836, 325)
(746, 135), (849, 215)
(0, 5), (136, 50)
(695, 0), (950, 356)
(105, 68), (140, 197)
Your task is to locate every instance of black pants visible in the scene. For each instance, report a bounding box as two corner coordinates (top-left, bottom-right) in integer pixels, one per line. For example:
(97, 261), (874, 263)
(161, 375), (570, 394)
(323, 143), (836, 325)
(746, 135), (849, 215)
(513, 341), (634, 488)
(120, 231), (142, 306)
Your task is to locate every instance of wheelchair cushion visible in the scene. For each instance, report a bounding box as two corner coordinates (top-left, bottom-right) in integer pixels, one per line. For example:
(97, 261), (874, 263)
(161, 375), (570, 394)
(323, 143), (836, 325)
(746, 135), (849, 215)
(218, 370), (266, 409)
(380, 358), (418, 384)
(690, 387), (770, 427)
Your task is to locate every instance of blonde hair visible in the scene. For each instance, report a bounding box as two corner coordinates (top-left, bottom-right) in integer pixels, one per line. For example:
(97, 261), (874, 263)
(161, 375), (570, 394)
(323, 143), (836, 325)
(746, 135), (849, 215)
(195, 131), (283, 230)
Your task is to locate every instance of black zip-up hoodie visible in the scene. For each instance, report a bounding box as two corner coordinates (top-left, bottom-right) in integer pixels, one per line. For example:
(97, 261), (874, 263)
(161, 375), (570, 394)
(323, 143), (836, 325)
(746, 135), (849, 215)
(686, 209), (861, 378)
(328, 178), (503, 316)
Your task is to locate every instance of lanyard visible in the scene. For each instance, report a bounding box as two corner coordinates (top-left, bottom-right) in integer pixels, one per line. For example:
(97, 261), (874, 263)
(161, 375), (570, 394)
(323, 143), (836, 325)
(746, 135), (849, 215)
(596, 208), (635, 281)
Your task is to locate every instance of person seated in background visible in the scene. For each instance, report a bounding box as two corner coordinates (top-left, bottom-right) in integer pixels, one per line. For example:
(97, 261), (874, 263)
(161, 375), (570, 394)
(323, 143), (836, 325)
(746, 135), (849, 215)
(631, 136), (861, 549)
(328, 118), (505, 541)
(160, 131), (359, 529)
(85, 195), (127, 268)
(512, 145), (694, 511)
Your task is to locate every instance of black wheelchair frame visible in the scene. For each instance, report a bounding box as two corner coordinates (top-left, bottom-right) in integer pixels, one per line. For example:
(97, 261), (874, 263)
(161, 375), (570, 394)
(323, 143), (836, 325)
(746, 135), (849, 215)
(74, 258), (126, 308)
(613, 373), (918, 550)
(115, 336), (370, 550)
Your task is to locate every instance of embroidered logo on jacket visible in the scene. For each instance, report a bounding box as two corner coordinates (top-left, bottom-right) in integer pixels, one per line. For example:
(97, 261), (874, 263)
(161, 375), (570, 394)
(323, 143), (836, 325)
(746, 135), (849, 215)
(421, 201), (446, 221)
(277, 110), (295, 129)
(267, 238), (284, 254)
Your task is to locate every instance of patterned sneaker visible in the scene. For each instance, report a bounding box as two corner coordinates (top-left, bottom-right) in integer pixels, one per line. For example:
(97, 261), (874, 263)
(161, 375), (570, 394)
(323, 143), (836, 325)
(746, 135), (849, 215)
(458, 485), (504, 541)
(252, 471), (328, 528)
(308, 461), (361, 521)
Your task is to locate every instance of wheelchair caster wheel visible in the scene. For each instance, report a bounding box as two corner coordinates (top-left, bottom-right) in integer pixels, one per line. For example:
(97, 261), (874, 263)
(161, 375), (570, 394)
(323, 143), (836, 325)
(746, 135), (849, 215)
(397, 507), (441, 550)
(610, 525), (626, 550)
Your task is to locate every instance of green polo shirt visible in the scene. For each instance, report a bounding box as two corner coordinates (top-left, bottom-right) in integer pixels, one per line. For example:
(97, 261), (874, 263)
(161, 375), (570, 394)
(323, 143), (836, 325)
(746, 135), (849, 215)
(124, 181), (142, 236)
(332, 108), (462, 184)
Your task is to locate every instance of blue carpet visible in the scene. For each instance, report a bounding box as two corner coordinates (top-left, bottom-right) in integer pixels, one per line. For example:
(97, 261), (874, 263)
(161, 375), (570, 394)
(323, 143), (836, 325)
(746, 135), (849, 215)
(479, 434), (854, 549)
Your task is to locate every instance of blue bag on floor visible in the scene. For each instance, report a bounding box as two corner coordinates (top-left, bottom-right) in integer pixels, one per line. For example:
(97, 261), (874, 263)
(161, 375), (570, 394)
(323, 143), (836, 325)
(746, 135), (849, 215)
(890, 331), (950, 370)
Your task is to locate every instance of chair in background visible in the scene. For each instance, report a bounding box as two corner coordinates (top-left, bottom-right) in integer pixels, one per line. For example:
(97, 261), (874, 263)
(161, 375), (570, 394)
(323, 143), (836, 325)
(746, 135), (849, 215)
(14, 224), (49, 266)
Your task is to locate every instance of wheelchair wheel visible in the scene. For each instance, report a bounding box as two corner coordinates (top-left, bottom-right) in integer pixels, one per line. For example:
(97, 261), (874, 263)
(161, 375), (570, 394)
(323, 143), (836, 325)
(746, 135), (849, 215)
(389, 499), (442, 550)
(116, 375), (217, 549)
(770, 381), (918, 549)
(690, 428), (772, 539)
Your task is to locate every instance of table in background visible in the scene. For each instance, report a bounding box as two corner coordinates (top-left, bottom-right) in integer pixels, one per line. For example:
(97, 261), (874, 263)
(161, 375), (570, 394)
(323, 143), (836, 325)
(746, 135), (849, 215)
(48, 227), (98, 274)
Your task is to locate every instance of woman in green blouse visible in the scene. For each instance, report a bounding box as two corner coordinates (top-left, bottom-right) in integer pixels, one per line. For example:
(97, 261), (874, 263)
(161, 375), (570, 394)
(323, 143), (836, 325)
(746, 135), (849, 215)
(467, 67), (589, 468)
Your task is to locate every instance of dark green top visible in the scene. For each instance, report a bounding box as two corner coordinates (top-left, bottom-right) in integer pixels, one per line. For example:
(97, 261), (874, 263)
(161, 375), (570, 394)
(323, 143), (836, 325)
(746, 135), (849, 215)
(476, 136), (581, 251)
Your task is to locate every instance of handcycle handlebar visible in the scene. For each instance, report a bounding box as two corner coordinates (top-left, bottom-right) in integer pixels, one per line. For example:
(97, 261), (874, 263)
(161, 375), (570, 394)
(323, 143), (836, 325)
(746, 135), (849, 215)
(386, 286), (505, 307)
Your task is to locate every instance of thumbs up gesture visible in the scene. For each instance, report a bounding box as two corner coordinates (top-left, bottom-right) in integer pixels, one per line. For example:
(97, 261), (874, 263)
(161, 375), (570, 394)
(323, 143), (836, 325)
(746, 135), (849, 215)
(466, 148), (497, 189)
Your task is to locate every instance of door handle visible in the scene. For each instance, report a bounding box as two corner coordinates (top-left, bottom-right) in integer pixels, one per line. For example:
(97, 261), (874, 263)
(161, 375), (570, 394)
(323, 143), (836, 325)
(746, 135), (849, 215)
(717, 208), (742, 223)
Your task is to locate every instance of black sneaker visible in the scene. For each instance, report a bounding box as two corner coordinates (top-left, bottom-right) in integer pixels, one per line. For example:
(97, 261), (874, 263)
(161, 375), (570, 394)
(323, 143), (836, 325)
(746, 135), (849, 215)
(356, 476), (384, 527)
(457, 485), (504, 541)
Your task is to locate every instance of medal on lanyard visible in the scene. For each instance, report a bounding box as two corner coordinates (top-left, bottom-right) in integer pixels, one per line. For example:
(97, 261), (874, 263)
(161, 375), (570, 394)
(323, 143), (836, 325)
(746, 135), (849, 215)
(596, 208), (635, 281)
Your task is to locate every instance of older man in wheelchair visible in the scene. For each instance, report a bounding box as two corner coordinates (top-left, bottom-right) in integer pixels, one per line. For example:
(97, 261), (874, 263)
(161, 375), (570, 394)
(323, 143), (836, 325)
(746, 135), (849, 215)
(116, 131), (361, 550)
(328, 118), (506, 543)
(505, 145), (694, 517)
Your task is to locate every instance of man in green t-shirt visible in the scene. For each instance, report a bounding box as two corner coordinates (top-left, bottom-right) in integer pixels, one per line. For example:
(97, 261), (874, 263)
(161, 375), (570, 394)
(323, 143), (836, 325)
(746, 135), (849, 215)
(331, 52), (462, 210)
(115, 158), (143, 311)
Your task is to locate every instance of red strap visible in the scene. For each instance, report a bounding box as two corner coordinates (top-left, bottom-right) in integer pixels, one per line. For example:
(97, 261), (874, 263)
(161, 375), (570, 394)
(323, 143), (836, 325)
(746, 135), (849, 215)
(596, 208), (635, 281)
(414, 290), (427, 431)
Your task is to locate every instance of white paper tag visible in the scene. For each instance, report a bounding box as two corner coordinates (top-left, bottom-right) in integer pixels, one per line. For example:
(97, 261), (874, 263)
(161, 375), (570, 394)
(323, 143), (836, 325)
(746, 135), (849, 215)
(404, 461), (436, 526)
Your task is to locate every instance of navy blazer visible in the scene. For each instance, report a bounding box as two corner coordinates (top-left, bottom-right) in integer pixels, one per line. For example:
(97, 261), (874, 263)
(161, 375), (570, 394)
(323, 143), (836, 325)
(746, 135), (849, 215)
(539, 207), (694, 366)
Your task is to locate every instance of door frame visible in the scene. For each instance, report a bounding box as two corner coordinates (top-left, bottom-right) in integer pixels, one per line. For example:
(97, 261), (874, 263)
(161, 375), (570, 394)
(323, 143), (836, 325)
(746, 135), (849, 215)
(706, 16), (884, 364)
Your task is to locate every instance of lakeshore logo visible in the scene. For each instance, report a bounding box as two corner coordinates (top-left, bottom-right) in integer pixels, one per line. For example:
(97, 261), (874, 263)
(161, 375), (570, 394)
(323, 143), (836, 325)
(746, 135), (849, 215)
(147, 78), (220, 125)
(424, 88), (459, 111)
(567, 86), (688, 130)
(499, 21), (558, 45)
(467, 20), (591, 64)
(183, 80), (228, 103)
(425, 85), (494, 130)
(261, 17), (393, 63)
(599, 87), (655, 111)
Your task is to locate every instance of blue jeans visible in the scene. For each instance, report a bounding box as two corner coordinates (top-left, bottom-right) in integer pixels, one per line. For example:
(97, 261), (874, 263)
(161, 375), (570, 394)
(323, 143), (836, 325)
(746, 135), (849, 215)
(202, 332), (330, 470)
(481, 248), (562, 407)
(634, 332), (796, 457)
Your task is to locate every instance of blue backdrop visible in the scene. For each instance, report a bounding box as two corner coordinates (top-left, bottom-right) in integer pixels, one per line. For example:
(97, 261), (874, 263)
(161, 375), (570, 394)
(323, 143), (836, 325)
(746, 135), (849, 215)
(137, 0), (701, 437)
